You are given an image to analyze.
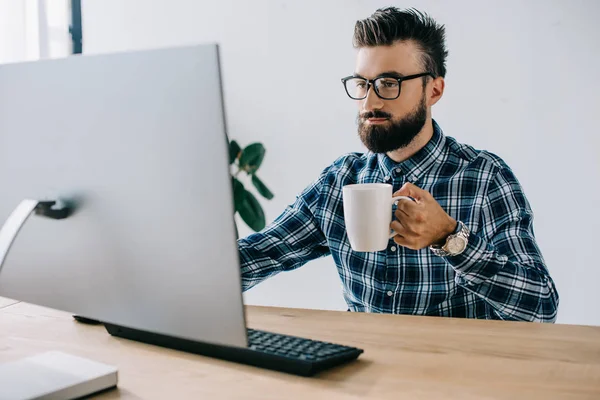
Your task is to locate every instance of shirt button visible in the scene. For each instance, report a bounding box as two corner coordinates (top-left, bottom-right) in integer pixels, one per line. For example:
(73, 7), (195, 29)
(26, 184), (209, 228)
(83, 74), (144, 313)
(384, 176), (390, 181)
(387, 291), (393, 296)
(390, 246), (397, 252)
(395, 168), (402, 174)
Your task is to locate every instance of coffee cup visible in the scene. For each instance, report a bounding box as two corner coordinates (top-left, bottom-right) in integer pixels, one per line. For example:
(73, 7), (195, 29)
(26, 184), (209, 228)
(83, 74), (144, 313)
(342, 183), (414, 252)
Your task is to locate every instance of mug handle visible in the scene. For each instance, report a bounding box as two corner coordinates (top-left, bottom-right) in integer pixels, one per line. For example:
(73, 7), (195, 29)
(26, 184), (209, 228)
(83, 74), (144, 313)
(389, 196), (416, 239)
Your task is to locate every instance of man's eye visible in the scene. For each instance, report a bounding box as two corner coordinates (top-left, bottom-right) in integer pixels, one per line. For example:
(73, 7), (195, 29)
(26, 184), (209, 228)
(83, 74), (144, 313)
(380, 80), (398, 88)
(355, 81), (367, 88)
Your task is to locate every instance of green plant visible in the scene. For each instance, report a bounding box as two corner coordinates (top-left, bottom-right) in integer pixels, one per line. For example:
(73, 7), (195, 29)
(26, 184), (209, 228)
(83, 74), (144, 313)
(229, 140), (274, 232)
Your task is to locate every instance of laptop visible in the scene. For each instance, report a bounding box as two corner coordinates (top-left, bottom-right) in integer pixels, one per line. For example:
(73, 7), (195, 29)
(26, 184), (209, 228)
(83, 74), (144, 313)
(0, 44), (363, 376)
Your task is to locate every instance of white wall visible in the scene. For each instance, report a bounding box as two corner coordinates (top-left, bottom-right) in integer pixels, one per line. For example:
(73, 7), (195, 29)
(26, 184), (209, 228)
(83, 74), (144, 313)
(81, 0), (600, 325)
(0, 0), (27, 63)
(0, 0), (71, 64)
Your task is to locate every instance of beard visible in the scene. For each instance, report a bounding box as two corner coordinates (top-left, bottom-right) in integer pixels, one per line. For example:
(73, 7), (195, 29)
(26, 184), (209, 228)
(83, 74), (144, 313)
(357, 95), (427, 154)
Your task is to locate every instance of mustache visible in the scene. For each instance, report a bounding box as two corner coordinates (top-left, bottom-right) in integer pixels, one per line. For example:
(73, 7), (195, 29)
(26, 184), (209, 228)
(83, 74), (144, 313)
(360, 111), (392, 120)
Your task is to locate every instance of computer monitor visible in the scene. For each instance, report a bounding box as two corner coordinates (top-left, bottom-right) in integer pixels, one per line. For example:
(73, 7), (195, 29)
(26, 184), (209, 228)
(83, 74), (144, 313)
(0, 44), (362, 376)
(0, 43), (247, 346)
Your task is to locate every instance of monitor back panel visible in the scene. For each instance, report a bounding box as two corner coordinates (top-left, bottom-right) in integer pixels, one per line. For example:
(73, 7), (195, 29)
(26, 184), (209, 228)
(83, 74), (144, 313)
(0, 44), (247, 348)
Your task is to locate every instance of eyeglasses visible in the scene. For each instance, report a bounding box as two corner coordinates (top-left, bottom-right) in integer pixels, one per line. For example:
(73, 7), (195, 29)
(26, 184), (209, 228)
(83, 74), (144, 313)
(341, 72), (435, 100)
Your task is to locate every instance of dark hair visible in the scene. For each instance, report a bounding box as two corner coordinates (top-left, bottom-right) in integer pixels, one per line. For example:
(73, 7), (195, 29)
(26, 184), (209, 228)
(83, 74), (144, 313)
(353, 7), (448, 78)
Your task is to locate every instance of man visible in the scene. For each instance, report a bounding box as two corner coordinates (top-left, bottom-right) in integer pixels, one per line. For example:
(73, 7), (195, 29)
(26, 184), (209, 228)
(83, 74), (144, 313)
(237, 7), (559, 322)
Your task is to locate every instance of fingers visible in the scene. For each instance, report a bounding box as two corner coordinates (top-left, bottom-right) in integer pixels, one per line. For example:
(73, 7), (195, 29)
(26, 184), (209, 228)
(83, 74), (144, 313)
(391, 220), (414, 248)
(390, 220), (406, 235)
(393, 236), (416, 249)
(391, 220), (423, 249)
(394, 202), (410, 218)
(392, 206), (421, 250)
(393, 182), (425, 201)
(396, 197), (419, 217)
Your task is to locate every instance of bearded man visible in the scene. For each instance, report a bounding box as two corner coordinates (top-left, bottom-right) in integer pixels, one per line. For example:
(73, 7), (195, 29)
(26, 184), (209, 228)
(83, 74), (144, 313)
(236, 7), (559, 322)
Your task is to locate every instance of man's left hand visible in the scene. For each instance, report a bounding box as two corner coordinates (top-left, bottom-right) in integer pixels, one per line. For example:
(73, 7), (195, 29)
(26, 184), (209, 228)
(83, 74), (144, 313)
(390, 183), (457, 250)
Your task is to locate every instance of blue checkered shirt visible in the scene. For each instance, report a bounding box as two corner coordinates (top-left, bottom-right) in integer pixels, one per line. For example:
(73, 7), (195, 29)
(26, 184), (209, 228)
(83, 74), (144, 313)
(238, 121), (559, 322)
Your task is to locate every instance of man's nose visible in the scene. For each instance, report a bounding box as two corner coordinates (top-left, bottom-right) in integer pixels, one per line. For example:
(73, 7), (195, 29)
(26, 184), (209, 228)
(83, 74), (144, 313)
(361, 84), (384, 112)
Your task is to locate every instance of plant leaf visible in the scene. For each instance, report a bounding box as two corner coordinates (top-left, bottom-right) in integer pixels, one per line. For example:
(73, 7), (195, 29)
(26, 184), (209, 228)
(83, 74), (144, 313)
(229, 140), (241, 165)
(232, 177), (246, 212)
(238, 189), (266, 231)
(238, 143), (265, 174)
(251, 174), (274, 200)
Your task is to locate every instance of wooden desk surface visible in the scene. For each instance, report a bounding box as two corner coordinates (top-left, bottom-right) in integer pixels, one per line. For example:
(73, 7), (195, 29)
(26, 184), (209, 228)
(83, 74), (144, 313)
(1, 299), (599, 399)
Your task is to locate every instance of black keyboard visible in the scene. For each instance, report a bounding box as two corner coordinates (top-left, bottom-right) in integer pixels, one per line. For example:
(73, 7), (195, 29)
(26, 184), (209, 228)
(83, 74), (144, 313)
(245, 328), (364, 375)
(103, 322), (364, 377)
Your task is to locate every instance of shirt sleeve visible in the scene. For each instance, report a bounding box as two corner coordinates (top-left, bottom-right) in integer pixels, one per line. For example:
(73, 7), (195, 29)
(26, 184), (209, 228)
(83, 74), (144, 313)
(444, 167), (559, 322)
(237, 170), (331, 292)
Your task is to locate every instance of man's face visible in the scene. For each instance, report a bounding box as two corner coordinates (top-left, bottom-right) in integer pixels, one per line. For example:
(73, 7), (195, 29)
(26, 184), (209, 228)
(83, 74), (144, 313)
(354, 41), (430, 153)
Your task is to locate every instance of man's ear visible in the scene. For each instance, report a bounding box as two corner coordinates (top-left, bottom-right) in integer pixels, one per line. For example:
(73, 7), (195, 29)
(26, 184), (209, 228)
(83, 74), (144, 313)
(428, 76), (445, 107)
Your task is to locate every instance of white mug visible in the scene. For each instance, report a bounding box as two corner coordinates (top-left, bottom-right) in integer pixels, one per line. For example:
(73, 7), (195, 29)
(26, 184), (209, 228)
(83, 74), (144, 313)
(342, 183), (414, 252)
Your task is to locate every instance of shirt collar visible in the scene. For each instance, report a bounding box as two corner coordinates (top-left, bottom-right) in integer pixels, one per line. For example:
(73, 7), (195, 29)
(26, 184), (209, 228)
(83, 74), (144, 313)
(376, 119), (446, 182)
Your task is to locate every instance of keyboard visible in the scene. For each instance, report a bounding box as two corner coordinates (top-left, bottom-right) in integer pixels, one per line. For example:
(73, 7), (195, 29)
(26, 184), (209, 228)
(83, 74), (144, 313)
(245, 328), (364, 375)
(103, 322), (364, 376)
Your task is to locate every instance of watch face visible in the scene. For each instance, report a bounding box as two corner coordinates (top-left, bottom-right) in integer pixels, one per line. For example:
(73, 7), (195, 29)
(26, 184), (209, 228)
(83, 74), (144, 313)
(447, 237), (467, 254)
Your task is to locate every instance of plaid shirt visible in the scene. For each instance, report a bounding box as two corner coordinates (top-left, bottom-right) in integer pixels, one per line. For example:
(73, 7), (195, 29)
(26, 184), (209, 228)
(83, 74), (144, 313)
(238, 120), (559, 322)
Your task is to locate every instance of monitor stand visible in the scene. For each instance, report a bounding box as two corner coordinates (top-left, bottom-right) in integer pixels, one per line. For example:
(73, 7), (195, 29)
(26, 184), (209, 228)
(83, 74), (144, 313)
(73, 316), (265, 369)
(102, 322), (264, 368)
(73, 315), (103, 325)
(0, 199), (73, 274)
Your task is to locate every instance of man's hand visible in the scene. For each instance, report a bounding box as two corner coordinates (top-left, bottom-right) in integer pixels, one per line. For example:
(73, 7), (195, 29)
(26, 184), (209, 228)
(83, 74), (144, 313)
(390, 183), (457, 250)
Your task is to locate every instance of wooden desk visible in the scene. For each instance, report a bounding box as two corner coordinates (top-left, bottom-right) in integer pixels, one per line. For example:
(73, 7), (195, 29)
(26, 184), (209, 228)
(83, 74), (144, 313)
(1, 299), (599, 399)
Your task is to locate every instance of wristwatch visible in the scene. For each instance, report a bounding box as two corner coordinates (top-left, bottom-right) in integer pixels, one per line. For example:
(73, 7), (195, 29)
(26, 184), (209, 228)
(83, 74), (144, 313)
(429, 221), (469, 257)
